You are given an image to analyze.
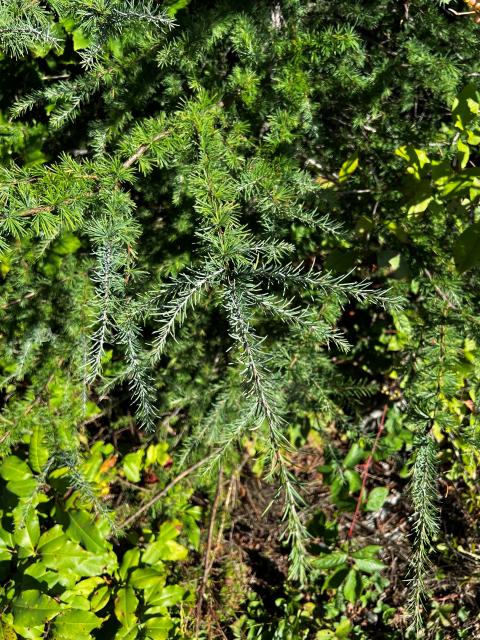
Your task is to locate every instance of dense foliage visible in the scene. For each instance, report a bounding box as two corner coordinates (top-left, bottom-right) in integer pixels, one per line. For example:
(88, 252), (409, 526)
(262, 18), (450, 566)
(0, 1), (480, 638)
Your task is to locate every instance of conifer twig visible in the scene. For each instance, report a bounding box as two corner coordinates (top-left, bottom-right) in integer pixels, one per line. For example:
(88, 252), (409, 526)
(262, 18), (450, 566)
(122, 131), (170, 168)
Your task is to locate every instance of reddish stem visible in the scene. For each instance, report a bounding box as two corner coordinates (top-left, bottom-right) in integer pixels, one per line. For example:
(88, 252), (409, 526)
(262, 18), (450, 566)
(348, 403), (388, 539)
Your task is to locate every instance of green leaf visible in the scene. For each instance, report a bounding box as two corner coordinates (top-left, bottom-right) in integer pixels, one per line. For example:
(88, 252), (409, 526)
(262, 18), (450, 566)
(457, 139), (470, 169)
(313, 552), (348, 570)
(122, 450), (144, 483)
(144, 616), (173, 640)
(338, 153), (359, 182)
(90, 585), (111, 612)
(452, 83), (480, 129)
(0, 456), (32, 481)
(343, 569), (361, 604)
(7, 478), (37, 498)
(354, 557), (387, 573)
(12, 590), (61, 629)
(114, 587), (138, 628)
(142, 539), (187, 564)
(0, 623), (17, 639)
(144, 584), (185, 608)
(66, 511), (108, 554)
(72, 29), (90, 51)
(13, 511), (40, 555)
(334, 618), (352, 638)
(351, 545), (382, 559)
(52, 609), (103, 639)
(129, 567), (166, 591)
(407, 196), (433, 216)
(454, 221), (480, 273)
(38, 525), (115, 577)
(365, 487), (389, 512)
(114, 625), (138, 640)
(323, 566), (349, 591)
(29, 425), (49, 473)
(119, 548), (140, 582)
(142, 521), (188, 563)
(343, 443), (365, 469)
(344, 469), (361, 493)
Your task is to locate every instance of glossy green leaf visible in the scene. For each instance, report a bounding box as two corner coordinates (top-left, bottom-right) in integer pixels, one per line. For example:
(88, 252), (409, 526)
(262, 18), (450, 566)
(114, 587), (138, 628)
(119, 548), (140, 582)
(12, 590), (60, 629)
(6, 478), (37, 498)
(343, 443), (365, 469)
(122, 450), (144, 483)
(28, 426), (49, 473)
(142, 539), (187, 564)
(13, 511), (40, 555)
(144, 616), (173, 640)
(90, 585), (111, 612)
(351, 545), (382, 559)
(338, 152), (359, 182)
(52, 609), (103, 639)
(129, 567), (166, 600)
(38, 525), (115, 577)
(67, 510), (108, 554)
(0, 456), (32, 481)
(144, 584), (185, 608)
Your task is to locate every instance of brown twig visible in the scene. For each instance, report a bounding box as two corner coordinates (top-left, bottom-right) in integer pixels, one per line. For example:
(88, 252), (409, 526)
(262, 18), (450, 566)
(195, 467), (224, 638)
(424, 268), (457, 311)
(122, 131), (170, 169)
(23, 369), (58, 417)
(348, 403), (388, 539)
(118, 455), (211, 529)
(1, 291), (36, 310)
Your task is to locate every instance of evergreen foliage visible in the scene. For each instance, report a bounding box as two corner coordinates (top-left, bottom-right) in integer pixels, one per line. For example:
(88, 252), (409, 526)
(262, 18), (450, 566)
(0, 1), (479, 638)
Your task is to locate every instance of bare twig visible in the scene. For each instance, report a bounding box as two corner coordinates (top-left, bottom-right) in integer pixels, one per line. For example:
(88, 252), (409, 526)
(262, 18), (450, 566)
(122, 131), (170, 169)
(118, 455), (212, 529)
(424, 269), (457, 311)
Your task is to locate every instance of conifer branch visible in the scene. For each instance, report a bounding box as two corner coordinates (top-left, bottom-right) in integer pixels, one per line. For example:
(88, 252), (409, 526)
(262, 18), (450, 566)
(150, 267), (223, 362)
(122, 131), (170, 169)
(224, 279), (310, 582)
